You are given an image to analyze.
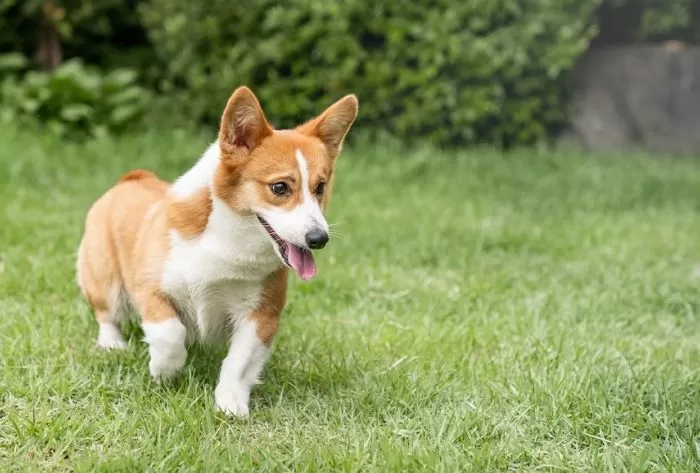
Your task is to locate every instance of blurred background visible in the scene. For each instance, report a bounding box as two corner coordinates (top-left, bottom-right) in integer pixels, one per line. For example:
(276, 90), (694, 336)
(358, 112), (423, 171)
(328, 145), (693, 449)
(2, 0), (699, 151)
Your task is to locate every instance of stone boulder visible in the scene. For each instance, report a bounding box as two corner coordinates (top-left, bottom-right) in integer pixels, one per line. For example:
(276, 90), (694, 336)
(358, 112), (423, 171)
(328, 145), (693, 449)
(567, 43), (700, 154)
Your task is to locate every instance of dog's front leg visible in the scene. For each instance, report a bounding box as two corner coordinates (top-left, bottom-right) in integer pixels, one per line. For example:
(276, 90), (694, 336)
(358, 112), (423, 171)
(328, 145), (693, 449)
(214, 269), (285, 417)
(214, 317), (271, 417)
(136, 290), (188, 380)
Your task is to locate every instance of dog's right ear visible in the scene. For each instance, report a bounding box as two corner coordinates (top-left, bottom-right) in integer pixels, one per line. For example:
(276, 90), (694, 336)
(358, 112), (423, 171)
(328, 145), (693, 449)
(219, 87), (273, 157)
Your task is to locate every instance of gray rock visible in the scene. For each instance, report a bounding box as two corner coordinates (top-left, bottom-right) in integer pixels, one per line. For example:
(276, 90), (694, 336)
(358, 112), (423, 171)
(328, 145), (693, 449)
(567, 43), (700, 154)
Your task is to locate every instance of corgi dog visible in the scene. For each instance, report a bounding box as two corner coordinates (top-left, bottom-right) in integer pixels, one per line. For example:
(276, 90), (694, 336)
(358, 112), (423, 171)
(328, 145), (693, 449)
(76, 87), (358, 417)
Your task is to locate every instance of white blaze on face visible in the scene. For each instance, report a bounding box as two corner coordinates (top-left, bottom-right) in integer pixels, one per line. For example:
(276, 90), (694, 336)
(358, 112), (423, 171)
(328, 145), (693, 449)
(257, 149), (328, 248)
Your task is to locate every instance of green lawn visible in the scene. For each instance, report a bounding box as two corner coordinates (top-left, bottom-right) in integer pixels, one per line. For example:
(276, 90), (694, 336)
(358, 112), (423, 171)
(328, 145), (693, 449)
(2, 125), (700, 472)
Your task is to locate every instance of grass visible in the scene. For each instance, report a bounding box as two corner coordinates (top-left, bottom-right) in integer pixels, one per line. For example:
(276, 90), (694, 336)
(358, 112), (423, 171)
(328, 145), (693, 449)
(2, 124), (700, 472)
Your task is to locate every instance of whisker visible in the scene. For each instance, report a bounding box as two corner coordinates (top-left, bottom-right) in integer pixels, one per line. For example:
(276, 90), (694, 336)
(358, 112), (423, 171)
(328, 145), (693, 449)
(329, 230), (345, 240)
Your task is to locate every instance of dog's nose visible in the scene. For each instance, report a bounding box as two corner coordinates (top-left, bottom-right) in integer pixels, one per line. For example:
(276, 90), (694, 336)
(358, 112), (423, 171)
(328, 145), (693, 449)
(305, 228), (329, 249)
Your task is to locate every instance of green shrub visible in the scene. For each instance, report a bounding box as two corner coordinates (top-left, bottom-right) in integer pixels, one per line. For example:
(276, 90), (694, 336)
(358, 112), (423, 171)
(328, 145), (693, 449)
(140, 0), (600, 147)
(0, 0), (150, 74)
(0, 54), (152, 138)
(4, 1), (697, 146)
(596, 0), (700, 44)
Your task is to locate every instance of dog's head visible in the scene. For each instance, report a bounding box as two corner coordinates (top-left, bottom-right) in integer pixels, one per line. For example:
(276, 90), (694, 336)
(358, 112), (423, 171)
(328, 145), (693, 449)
(213, 87), (358, 281)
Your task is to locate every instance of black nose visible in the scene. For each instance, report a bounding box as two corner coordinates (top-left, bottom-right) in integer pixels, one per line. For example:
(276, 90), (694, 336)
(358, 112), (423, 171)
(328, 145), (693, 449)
(305, 228), (329, 249)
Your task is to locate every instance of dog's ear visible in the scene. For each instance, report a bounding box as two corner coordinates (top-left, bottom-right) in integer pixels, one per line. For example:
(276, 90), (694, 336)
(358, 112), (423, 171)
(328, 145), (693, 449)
(219, 87), (273, 156)
(297, 95), (359, 158)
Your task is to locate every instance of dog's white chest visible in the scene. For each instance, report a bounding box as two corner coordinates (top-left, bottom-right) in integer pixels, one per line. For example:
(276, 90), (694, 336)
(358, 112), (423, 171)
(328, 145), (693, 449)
(161, 247), (270, 341)
(160, 200), (281, 342)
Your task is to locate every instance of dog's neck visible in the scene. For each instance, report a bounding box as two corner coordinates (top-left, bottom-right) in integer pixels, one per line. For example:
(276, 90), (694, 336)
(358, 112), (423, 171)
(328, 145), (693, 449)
(170, 141), (221, 199)
(166, 141), (282, 276)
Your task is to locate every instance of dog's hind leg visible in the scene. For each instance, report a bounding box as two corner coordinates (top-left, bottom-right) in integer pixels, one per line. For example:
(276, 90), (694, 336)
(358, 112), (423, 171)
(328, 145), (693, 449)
(94, 287), (128, 350)
(77, 238), (128, 350)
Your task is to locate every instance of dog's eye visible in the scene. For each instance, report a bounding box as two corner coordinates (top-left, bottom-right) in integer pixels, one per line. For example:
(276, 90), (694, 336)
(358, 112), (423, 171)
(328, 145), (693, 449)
(315, 182), (325, 196)
(270, 182), (289, 196)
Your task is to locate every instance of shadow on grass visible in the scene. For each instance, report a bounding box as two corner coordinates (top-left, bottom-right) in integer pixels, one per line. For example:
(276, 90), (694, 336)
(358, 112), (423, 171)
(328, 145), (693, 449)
(104, 318), (358, 413)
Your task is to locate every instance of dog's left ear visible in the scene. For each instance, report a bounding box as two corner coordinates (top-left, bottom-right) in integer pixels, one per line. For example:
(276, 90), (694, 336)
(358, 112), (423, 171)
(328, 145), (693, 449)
(298, 95), (359, 158)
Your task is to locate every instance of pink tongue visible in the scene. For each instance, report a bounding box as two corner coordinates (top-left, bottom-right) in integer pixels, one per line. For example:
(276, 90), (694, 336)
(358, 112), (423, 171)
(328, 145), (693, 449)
(287, 245), (316, 281)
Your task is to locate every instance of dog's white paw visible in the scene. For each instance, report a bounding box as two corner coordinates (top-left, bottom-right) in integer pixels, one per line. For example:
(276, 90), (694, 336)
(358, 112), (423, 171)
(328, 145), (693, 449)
(214, 383), (250, 418)
(148, 347), (187, 380)
(97, 338), (128, 350)
(142, 318), (188, 380)
(97, 323), (127, 350)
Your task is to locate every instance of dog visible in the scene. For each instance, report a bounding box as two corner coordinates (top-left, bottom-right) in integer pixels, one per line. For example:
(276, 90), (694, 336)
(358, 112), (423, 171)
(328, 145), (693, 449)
(76, 86), (358, 416)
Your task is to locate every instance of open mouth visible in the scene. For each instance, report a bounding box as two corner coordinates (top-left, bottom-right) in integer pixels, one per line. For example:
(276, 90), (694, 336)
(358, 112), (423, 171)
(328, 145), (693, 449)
(256, 215), (317, 281)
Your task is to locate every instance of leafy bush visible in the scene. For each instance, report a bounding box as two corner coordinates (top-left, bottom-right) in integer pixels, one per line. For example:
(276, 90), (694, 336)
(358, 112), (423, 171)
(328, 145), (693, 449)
(3, 1), (698, 146)
(595, 0), (700, 45)
(0, 0), (146, 71)
(0, 54), (151, 138)
(139, 0), (600, 147)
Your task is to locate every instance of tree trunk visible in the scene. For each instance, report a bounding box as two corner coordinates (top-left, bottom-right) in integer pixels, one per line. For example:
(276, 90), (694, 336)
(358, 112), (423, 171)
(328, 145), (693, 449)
(36, 1), (63, 71)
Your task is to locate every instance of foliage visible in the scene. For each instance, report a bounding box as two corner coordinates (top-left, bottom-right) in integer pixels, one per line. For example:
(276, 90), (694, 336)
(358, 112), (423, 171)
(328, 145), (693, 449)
(4, 0), (698, 145)
(638, 1), (693, 39)
(0, 54), (151, 138)
(596, 0), (700, 44)
(0, 0), (147, 72)
(139, 0), (601, 147)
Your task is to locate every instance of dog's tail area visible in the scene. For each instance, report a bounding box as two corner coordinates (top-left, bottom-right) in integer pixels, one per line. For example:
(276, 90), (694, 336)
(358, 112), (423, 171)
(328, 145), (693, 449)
(117, 169), (157, 184)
